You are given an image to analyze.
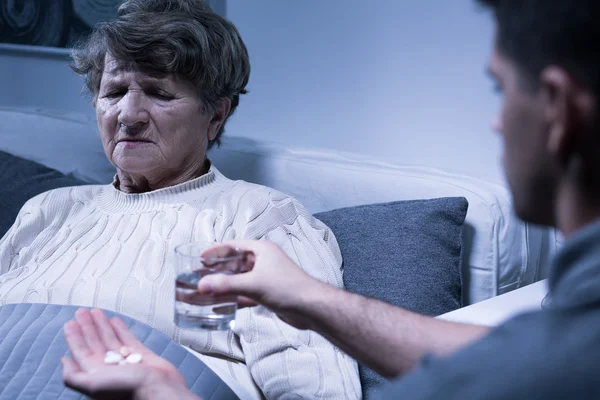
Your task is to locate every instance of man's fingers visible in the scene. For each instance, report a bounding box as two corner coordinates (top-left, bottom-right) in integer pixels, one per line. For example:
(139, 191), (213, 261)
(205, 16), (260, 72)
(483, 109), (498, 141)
(201, 243), (256, 273)
(90, 309), (123, 351)
(237, 296), (259, 308)
(197, 272), (255, 297)
(216, 240), (264, 253)
(64, 321), (96, 371)
(74, 308), (106, 355)
(207, 240), (270, 259)
(240, 250), (256, 273)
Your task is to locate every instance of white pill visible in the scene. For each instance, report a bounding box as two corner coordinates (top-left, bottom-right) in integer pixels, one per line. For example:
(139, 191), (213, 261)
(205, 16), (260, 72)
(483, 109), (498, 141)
(125, 353), (143, 364)
(104, 351), (124, 364)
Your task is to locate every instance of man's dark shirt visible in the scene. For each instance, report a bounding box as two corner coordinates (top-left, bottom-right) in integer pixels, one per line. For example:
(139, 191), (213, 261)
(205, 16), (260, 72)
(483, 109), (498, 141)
(374, 219), (600, 399)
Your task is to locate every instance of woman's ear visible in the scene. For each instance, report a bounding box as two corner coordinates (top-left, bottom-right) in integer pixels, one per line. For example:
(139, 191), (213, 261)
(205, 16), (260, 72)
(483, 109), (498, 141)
(207, 98), (232, 142)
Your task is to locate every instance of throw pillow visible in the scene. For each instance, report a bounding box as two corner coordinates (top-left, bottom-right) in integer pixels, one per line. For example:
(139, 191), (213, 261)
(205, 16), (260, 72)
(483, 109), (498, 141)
(314, 197), (468, 396)
(0, 151), (86, 238)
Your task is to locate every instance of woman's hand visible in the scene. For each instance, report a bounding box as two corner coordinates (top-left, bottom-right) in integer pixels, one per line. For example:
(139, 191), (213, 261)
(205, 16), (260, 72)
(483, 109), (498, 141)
(198, 241), (328, 330)
(62, 308), (197, 400)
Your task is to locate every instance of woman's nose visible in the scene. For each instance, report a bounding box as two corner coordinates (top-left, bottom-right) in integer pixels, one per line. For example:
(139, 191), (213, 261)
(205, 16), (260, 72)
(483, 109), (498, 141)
(117, 91), (149, 127)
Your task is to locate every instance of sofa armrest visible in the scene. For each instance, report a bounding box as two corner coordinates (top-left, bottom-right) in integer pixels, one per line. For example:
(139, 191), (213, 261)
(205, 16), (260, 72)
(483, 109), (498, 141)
(437, 280), (548, 327)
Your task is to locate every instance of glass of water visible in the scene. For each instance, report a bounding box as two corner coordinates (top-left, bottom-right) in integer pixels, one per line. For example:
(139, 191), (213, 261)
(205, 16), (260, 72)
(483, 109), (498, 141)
(174, 242), (245, 331)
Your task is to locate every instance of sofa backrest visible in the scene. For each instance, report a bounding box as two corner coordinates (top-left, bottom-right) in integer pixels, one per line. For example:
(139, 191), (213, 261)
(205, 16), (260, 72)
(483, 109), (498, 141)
(0, 106), (559, 304)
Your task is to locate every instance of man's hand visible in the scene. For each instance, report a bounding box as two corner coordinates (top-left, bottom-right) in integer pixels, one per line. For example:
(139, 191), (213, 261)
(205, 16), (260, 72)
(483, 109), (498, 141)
(62, 308), (198, 400)
(198, 240), (327, 330)
(199, 241), (490, 378)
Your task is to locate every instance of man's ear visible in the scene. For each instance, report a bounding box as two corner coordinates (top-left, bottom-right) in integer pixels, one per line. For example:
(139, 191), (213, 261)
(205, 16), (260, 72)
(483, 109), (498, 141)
(541, 67), (571, 159)
(208, 98), (232, 142)
(541, 66), (595, 164)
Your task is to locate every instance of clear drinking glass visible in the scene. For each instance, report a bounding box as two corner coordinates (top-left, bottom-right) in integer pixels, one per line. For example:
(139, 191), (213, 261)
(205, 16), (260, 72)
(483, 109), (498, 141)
(174, 242), (245, 331)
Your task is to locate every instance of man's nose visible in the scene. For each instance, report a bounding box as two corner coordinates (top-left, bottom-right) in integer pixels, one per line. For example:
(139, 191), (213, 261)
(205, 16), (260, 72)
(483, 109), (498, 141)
(492, 115), (503, 134)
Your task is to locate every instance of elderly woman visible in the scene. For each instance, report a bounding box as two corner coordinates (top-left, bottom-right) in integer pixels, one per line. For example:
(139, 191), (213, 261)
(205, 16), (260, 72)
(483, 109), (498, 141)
(0, 0), (360, 398)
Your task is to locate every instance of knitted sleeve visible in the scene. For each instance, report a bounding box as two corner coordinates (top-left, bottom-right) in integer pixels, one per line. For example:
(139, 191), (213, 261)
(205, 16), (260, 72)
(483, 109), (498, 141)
(234, 191), (362, 399)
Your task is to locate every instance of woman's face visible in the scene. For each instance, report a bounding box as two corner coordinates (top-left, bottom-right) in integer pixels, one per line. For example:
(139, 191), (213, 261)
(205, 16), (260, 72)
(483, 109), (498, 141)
(96, 55), (221, 180)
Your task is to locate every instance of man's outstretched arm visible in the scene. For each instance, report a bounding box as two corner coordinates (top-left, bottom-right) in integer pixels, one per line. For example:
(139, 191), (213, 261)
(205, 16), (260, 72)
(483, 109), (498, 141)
(294, 278), (490, 376)
(199, 241), (490, 377)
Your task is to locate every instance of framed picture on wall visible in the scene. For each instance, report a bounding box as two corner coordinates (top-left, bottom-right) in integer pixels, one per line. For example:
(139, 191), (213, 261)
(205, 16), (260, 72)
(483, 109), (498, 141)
(0, 0), (226, 49)
(0, 1), (122, 48)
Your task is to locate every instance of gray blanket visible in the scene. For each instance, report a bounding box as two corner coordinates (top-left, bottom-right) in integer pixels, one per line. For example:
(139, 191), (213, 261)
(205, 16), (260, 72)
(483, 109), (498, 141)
(0, 303), (239, 400)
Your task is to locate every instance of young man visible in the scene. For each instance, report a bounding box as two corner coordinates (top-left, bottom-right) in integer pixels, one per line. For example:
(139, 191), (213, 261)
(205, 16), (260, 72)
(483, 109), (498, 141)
(62, 0), (600, 398)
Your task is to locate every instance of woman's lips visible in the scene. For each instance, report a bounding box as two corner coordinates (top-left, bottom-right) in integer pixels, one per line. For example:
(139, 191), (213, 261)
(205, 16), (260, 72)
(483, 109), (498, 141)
(118, 140), (152, 148)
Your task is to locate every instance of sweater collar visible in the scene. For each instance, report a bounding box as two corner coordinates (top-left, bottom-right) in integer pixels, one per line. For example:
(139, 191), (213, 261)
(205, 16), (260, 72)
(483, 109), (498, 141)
(96, 163), (231, 213)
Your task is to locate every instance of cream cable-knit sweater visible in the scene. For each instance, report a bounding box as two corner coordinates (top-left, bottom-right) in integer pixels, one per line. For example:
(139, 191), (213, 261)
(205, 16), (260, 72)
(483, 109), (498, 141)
(0, 166), (361, 399)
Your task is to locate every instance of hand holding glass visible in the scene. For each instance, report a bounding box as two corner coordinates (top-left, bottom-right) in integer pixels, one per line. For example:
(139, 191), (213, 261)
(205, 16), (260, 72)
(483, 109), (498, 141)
(174, 243), (246, 331)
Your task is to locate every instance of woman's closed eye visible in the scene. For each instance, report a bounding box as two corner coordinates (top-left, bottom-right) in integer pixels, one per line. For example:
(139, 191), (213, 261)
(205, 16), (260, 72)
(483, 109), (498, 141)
(101, 89), (173, 101)
(103, 90), (126, 99)
(148, 90), (174, 101)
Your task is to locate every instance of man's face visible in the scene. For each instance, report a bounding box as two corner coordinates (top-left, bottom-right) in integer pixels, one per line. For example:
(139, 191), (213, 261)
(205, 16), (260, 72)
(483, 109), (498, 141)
(488, 44), (558, 226)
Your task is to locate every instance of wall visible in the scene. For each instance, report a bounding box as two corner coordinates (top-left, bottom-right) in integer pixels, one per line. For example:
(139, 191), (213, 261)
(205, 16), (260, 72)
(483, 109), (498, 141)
(225, 0), (503, 183)
(0, 46), (92, 114)
(0, 0), (504, 183)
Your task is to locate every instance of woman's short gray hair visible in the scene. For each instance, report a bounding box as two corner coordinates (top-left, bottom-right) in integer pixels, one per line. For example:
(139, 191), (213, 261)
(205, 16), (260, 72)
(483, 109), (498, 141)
(71, 0), (250, 148)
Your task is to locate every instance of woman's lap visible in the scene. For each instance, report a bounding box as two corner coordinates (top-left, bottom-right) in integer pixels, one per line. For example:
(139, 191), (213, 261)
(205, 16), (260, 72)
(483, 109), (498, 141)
(0, 303), (239, 400)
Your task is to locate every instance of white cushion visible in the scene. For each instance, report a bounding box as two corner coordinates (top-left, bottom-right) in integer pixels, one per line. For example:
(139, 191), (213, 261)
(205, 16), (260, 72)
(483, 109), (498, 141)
(0, 107), (558, 304)
(0, 106), (113, 183)
(209, 137), (559, 304)
(438, 280), (548, 326)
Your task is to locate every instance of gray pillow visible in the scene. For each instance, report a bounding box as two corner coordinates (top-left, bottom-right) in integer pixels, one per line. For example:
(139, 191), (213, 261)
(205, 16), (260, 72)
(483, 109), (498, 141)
(314, 197), (468, 395)
(0, 151), (86, 238)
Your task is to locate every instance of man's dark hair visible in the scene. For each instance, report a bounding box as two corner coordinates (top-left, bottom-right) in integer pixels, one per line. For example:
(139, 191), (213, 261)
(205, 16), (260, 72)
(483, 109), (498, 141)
(477, 0), (600, 96)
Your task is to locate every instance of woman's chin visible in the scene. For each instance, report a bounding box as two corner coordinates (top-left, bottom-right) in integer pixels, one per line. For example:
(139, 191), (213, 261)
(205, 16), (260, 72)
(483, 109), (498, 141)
(113, 159), (158, 176)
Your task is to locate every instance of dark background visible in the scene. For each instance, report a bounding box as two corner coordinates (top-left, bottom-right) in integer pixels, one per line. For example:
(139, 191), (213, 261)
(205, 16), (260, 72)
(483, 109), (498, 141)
(0, 0), (122, 48)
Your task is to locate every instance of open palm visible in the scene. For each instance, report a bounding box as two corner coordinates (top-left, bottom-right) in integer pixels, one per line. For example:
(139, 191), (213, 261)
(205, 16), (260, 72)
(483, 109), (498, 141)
(62, 308), (188, 400)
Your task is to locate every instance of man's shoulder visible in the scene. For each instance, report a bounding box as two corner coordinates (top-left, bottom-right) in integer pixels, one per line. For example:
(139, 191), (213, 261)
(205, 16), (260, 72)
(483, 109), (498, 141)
(376, 308), (600, 399)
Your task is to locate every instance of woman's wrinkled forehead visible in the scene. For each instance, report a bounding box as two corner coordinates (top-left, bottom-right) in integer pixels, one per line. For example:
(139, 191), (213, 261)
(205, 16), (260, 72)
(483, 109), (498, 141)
(101, 53), (169, 83)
